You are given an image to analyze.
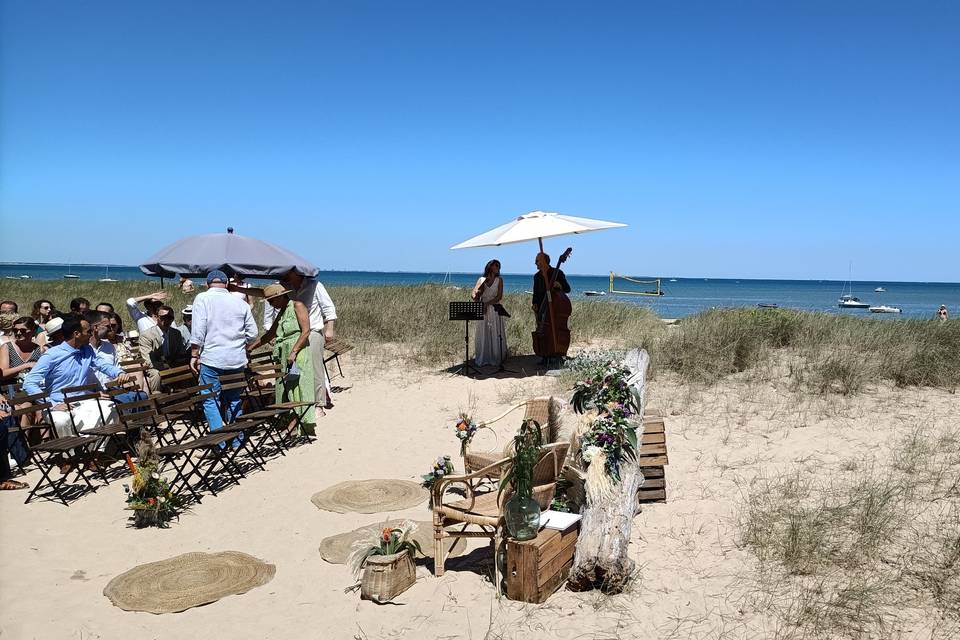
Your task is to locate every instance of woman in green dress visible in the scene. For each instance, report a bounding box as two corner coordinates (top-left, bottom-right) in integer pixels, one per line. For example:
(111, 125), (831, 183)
(248, 284), (317, 435)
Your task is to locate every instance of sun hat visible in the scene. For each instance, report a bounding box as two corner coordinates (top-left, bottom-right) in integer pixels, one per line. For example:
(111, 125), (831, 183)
(44, 317), (64, 335)
(181, 305), (193, 316)
(0, 314), (17, 331)
(263, 283), (292, 300)
(206, 270), (228, 285)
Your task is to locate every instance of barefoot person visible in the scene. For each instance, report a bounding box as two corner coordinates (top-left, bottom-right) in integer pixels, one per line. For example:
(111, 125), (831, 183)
(247, 284), (316, 434)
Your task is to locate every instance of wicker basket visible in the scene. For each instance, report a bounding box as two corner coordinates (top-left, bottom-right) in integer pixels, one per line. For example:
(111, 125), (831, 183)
(360, 550), (416, 602)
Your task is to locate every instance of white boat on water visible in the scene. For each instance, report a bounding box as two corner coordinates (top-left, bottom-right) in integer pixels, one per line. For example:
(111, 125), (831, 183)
(63, 274), (80, 279)
(20, 275), (31, 279)
(584, 290), (606, 297)
(839, 295), (870, 309)
(869, 305), (901, 314)
(838, 263), (870, 309)
(99, 266), (118, 282)
(874, 287), (886, 292)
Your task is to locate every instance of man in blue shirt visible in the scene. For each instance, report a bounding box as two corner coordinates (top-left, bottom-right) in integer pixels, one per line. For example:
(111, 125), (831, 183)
(190, 270), (258, 435)
(24, 315), (133, 436)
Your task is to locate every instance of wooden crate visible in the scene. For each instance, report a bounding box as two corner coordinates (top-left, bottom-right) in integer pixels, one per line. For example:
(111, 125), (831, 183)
(638, 416), (668, 504)
(505, 526), (579, 603)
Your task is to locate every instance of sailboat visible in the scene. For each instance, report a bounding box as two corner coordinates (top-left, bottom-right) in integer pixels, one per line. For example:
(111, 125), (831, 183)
(63, 263), (79, 279)
(838, 263), (869, 309)
(99, 265), (118, 283)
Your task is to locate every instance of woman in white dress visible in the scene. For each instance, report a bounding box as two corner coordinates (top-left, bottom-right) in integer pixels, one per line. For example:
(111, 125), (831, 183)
(472, 260), (507, 367)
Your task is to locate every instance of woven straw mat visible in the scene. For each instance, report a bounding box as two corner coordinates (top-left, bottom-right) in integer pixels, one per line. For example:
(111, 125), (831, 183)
(319, 520), (466, 564)
(103, 551), (275, 614)
(310, 479), (427, 514)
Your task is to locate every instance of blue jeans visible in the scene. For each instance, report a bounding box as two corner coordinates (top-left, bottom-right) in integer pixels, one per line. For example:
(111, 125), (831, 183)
(198, 364), (244, 446)
(114, 390), (148, 406)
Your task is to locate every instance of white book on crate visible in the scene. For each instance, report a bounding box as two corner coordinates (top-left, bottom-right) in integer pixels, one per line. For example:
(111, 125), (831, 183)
(538, 510), (582, 531)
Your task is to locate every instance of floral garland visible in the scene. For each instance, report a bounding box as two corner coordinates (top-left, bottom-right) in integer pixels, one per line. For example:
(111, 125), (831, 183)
(421, 455), (455, 489)
(578, 405), (638, 483)
(570, 360), (641, 415)
(570, 358), (641, 484)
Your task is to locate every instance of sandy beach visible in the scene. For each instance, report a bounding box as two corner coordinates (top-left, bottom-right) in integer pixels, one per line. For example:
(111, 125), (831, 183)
(3, 347), (957, 640)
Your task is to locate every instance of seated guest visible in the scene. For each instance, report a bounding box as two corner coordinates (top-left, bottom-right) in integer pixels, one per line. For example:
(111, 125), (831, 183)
(69, 298), (91, 315)
(0, 317), (42, 392)
(178, 305), (193, 345)
(139, 305), (189, 393)
(108, 313), (134, 361)
(95, 302), (114, 314)
(22, 315), (133, 436)
(39, 316), (65, 350)
(0, 301), (18, 315)
(86, 310), (147, 402)
(31, 299), (55, 328)
(125, 290), (168, 332)
(0, 314), (16, 346)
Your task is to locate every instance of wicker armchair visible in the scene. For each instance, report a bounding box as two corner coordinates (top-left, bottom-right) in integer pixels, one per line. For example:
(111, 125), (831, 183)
(463, 397), (563, 477)
(431, 441), (569, 581)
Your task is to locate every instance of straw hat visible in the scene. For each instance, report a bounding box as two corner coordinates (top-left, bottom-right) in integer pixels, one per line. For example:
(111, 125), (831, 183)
(263, 283), (292, 300)
(0, 314), (16, 331)
(310, 479), (427, 514)
(103, 551), (275, 614)
(44, 317), (64, 335)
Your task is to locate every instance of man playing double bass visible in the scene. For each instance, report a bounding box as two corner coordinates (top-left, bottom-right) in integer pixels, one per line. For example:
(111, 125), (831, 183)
(531, 252), (572, 364)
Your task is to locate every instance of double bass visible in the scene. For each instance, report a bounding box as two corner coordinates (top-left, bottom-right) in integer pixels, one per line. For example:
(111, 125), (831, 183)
(532, 248), (573, 359)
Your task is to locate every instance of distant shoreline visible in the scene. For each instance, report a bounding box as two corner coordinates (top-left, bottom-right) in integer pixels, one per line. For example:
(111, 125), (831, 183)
(0, 262), (956, 285)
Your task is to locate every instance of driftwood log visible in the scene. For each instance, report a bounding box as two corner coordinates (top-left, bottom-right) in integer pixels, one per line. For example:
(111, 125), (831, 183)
(566, 349), (649, 594)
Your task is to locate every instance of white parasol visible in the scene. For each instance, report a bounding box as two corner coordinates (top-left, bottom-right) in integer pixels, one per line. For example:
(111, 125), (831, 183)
(450, 210), (627, 252)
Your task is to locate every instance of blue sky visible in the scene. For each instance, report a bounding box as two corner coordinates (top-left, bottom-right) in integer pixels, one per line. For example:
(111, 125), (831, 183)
(1, 1), (957, 281)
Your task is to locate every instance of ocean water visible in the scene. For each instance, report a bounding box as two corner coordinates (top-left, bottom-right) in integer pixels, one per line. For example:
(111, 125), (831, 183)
(1, 263), (957, 320)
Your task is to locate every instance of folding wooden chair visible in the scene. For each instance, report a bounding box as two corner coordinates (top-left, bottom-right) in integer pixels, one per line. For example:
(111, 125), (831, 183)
(155, 431), (244, 504)
(158, 364), (197, 393)
(61, 383), (111, 436)
(154, 384), (216, 444)
(323, 338), (354, 382)
(79, 395), (161, 465)
(16, 394), (105, 505)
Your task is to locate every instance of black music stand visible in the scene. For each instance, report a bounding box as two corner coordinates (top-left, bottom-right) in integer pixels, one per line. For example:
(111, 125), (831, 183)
(449, 301), (484, 377)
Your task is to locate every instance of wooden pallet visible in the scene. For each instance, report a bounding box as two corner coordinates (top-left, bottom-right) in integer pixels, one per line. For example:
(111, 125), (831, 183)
(638, 414), (668, 503)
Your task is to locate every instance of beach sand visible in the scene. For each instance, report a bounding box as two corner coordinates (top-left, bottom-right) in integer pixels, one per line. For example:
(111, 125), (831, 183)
(2, 353), (957, 639)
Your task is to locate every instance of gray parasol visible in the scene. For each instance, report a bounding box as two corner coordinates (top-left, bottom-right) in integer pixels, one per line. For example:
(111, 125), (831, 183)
(140, 228), (319, 279)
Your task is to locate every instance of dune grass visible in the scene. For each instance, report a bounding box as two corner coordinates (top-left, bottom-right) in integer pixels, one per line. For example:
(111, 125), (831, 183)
(2, 281), (955, 390)
(660, 308), (960, 392)
(738, 426), (960, 638)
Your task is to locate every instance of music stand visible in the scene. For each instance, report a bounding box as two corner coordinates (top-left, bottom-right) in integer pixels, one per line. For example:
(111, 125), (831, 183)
(449, 301), (484, 377)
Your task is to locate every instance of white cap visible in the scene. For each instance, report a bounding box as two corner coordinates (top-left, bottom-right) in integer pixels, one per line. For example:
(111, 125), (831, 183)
(44, 317), (64, 335)
(181, 305), (193, 315)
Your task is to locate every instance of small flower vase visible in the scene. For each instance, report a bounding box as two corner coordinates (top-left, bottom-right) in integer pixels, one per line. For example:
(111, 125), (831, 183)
(133, 508), (160, 528)
(504, 493), (540, 541)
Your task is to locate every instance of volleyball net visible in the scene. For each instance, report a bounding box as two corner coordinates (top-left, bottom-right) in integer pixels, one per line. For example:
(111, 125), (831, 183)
(608, 272), (664, 296)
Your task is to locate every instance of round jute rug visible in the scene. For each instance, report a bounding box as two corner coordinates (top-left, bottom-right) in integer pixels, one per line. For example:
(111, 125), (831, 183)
(103, 551), (276, 614)
(310, 479), (427, 514)
(318, 520), (467, 565)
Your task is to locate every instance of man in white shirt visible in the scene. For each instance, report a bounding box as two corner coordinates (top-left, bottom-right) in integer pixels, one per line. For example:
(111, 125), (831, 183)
(125, 291), (168, 333)
(190, 270), (258, 433)
(244, 270), (335, 411)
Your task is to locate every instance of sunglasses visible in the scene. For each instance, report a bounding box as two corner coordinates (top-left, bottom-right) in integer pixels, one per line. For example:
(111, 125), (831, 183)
(13, 327), (31, 334)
